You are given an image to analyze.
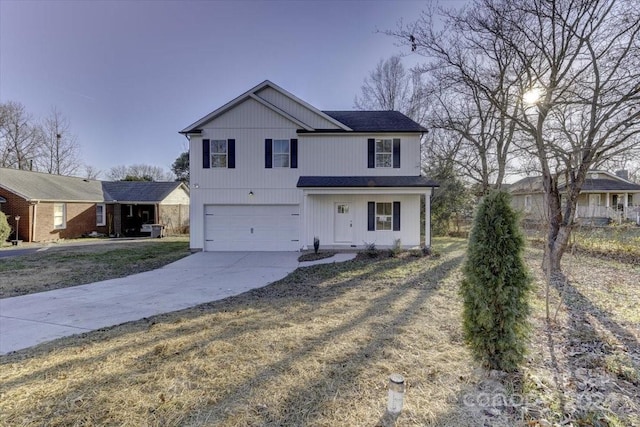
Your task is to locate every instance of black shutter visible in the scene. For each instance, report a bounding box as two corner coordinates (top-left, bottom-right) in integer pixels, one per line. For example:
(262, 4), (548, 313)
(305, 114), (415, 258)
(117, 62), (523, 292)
(393, 201), (401, 231)
(368, 138), (375, 168)
(393, 138), (400, 168)
(265, 139), (272, 168)
(227, 139), (235, 169)
(202, 139), (210, 169)
(290, 138), (298, 168)
(368, 202), (375, 231)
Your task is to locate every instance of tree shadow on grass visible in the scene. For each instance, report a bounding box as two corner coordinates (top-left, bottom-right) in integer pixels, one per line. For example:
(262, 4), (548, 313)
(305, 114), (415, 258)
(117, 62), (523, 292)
(1, 249), (467, 426)
(184, 254), (466, 426)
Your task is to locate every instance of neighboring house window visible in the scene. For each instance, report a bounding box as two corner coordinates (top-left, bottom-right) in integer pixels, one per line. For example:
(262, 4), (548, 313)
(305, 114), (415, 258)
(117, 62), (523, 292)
(53, 203), (66, 229)
(524, 195), (532, 212)
(368, 201), (401, 231)
(126, 205), (133, 217)
(368, 138), (400, 168)
(264, 139), (298, 169)
(96, 204), (106, 226)
(202, 139), (235, 169)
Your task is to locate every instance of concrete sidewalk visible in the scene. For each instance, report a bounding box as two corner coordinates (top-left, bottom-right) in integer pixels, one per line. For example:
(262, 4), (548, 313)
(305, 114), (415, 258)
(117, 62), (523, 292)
(0, 251), (355, 355)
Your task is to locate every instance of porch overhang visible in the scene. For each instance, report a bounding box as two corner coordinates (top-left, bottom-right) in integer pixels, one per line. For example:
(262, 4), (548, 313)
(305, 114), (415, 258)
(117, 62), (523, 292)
(297, 175), (438, 191)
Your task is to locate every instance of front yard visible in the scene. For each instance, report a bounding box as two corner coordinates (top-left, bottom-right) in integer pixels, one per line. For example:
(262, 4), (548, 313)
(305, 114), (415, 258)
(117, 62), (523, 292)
(0, 237), (638, 426)
(0, 237), (191, 298)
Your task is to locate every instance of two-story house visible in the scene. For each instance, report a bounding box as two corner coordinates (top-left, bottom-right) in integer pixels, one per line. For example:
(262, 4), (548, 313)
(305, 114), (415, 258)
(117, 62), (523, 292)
(180, 80), (437, 252)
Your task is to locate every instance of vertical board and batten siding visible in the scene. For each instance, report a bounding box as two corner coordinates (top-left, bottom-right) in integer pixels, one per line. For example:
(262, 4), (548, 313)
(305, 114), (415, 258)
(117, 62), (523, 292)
(301, 134), (422, 176)
(254, 87), (341, 130)
(304, 194), (422, 248)
(188, 94), (429, 251)
(190, 100), (301, 250)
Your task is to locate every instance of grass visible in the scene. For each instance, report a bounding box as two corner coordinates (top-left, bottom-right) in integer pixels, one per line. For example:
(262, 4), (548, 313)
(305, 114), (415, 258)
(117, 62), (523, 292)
(0, 236), (638, 426)
(0, 237), (190, 298)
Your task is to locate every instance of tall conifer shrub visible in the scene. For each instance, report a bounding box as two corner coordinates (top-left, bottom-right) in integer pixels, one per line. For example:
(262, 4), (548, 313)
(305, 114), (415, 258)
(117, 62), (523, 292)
(460, 190), (531, 372)
(0, 213), (11, 242)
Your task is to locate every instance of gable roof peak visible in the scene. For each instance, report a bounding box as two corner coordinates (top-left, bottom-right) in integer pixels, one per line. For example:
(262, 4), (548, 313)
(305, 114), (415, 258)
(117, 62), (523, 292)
(180, 80), (351, 134)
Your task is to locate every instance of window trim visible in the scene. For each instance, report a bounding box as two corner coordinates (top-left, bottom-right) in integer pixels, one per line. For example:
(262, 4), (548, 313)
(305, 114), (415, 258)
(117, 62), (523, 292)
(375, 202), (393, 231)
(524, 195), (532, 212)
(96, 203), (106, 226)
(53, 203), (66, 230)
(272, 139), (290, 168)
(210, 139), (228, 168)
(375, 138), (393, 168)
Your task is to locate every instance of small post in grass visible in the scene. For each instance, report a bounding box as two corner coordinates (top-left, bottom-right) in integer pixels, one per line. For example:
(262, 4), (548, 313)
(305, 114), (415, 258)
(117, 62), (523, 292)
(387, 373), (405, 416)
(14, 216), (21, 245)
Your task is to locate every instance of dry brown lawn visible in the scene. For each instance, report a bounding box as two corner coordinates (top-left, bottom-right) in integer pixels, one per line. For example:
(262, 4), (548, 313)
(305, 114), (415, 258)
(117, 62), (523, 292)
(0, 237), (638, 426)
(0, 237), (190, 298)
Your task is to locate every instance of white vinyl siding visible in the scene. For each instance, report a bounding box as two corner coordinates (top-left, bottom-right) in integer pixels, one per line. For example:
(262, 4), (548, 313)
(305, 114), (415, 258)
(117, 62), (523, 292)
(254, 87), (342, 129)
(303, 194), (423, 248)
(53, 203), (66, 229)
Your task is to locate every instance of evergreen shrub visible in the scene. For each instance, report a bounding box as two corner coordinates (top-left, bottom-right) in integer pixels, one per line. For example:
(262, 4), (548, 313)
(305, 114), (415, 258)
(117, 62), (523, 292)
(460, 190), (532, 372)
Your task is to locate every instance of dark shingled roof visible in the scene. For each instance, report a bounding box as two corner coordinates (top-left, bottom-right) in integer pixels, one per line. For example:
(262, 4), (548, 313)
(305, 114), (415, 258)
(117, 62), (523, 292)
(560, 178), (640, 192)
(102, 181), (185, 203)
(321, 111), (427, 133)
(297, 176), (438, 188)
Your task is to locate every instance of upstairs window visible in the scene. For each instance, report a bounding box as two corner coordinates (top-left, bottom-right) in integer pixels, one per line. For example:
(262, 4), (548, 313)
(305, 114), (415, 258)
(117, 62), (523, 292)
(202, 139), (235, 169)
(273, 139), (290, 168)
(211, 140), (227, 168)
(265, 139), (297, 169)
(375, 139), (393, 168)
(368, 138), (400, 168)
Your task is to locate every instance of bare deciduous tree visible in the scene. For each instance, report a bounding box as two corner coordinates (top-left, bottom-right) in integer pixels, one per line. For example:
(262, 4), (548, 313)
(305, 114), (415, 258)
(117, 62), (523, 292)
(0, 101), (39, 169)
(390, 3), (524, 192)
(354, 55), (428, 124)
(83, 165), (102, 180)
(35, 107), (81, 175)
(395, 0), (640, 279)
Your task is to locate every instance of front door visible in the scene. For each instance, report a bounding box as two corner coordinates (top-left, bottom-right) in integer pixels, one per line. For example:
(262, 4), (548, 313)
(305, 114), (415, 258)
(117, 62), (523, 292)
(334, 202), (353, 243)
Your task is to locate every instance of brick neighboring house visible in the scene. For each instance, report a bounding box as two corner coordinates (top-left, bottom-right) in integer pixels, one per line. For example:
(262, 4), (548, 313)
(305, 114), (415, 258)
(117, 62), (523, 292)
(0, 168), (190, 242)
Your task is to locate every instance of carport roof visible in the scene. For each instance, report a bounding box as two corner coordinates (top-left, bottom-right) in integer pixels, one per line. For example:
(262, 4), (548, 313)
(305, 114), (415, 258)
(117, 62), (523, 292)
(297, 176), (438, 188)
(102, 181), (187, 203)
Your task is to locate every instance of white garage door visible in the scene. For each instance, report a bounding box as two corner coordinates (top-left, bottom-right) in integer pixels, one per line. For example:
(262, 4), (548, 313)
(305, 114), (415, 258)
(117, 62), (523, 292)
(204, 205), (300, 251)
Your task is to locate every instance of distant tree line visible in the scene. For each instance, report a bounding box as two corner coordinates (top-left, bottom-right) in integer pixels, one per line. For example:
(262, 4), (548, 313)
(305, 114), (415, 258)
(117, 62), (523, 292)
(1, 101), (179, 182)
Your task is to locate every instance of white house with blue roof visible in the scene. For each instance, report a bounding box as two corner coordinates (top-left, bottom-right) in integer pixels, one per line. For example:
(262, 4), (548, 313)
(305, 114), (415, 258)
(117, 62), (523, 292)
(180, 80), (437, 252)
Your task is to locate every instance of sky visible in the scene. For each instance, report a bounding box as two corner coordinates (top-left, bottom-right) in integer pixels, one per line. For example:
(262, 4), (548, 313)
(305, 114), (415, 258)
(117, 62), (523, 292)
(0, 0), (460, 179)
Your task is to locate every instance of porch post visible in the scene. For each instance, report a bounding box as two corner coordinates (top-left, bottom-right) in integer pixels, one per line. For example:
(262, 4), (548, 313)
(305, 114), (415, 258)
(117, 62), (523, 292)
(302, 192), (308, 250)
(624, 192), (629, 220)
(424, 190), (431, 248)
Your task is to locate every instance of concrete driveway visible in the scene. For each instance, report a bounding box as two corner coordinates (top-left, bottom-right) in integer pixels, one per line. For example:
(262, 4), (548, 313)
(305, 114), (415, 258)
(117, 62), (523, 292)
(0, 251), (355, 355)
